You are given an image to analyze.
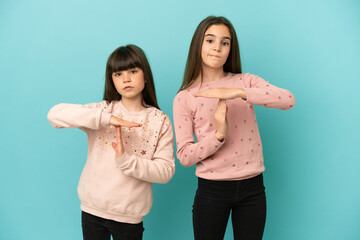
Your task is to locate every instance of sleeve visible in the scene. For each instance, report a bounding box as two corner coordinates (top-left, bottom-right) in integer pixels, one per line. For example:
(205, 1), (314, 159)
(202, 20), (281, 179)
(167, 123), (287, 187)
(173, 92), (225, 167)
(47, 101), (112, 132)
(115, 116), (175, 184)
(243, 73), (296, 110)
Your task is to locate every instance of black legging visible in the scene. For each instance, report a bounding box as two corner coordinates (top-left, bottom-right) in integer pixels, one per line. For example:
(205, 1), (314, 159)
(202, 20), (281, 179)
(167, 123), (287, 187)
(82, 211), (144, 240)
(192, 174), (267, 240)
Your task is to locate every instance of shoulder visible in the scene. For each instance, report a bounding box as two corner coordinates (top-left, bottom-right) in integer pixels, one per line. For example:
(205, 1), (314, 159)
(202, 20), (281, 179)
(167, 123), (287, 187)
(174, 81), (203, 99)
(84, 100), (111, 109)
(148, 107), (169, 121)
(239, 72), (264, 80)
(88, 100), (113, 113)
(174, 88), (191, 102)
(173, 85), (199, 110)
(230, 73), (266, 86)
(148, 107), (172, 130)
(227, 72), (254, 80)
(151, 107), (167, 116)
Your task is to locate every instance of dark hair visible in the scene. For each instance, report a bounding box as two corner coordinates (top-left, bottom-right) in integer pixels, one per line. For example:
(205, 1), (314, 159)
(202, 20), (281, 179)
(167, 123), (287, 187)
(179, 16), (242, 91)
(103, 44), (160, 109)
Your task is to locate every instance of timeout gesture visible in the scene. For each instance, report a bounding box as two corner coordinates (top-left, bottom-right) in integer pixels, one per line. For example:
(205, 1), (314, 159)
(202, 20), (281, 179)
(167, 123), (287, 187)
(110, 116), (142, 158)
(194, 88), (247, 141)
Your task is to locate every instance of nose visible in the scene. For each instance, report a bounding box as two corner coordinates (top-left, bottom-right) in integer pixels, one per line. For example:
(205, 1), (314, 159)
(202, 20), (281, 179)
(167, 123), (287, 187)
(214, 41), (222, 52)
(122, 73), (131, 83)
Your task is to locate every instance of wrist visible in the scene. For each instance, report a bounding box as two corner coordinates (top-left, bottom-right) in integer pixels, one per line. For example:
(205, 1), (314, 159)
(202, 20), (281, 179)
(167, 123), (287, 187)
(115, 151), (124, 159)
(215, 131), (225, 142)
(109, 116), (115, 125)
(237, 88), (247, 100)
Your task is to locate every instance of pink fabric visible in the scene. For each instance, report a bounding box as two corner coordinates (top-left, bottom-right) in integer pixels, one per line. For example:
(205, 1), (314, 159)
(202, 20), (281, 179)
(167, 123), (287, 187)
(173, 73), (295, 180)
(48, 100), (175, 223)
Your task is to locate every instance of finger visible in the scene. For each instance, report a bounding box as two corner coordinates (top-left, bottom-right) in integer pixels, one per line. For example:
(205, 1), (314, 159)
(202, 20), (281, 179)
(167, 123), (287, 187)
(128, 122), (142, 128)
(215, 99), (225, 119)
(116, 127), (122, 144)
(221, 99), (227, 112)
(120, 120), (142, 128)
(215, 99), (224, 112)
(218, 100), (227, 117)
(194, 90), (209, 97)
(112, 142), (117, 150)
(194, 89), (219, 98)
(215, 99), (221, 113)
(222, 100), (228, 114)
(218, 99), (226, 110)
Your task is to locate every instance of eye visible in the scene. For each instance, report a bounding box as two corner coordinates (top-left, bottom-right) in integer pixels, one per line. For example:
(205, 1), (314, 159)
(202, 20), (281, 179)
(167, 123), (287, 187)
(130, 69), (138, 74)
(222, 41), (230, 46)
(114, 72), (121, 77)
(206, 39), (214, 44)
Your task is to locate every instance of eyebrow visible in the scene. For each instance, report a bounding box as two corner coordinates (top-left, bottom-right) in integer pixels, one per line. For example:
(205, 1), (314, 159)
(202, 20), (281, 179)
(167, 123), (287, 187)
(204, 34), (231, 40)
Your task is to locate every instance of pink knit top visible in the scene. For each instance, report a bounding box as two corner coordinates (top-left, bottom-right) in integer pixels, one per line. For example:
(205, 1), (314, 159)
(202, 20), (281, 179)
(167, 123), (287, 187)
(173, 73), (295, 180)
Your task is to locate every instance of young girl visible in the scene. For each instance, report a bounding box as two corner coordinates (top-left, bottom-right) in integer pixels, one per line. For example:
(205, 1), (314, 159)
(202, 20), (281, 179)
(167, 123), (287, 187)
(173, 16), (295, 240)
(48, 45), (175, 240)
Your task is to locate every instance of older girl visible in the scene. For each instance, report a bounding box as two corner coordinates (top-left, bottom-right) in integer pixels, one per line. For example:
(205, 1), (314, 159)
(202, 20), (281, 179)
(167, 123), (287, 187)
(173, 16), (295, 240)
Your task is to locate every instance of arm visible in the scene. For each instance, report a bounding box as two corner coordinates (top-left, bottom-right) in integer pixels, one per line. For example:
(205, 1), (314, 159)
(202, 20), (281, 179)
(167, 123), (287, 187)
(47, 102), (112, 131)
(48, 102), (142, 132)
(113, 117), (175, 184)
(194, 74), (295, 110)
(173, 93), (225, 167)
(194, 88), (247, 100)
(244, 74), (295, 110)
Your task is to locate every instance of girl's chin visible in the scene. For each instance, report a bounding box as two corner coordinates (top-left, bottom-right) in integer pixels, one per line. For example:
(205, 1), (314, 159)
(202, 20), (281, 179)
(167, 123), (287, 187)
(203, 63), (225, 70)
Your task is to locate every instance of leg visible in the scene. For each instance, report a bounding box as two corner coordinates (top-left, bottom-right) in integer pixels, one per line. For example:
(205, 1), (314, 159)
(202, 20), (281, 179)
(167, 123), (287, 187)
(81, 211), (111, 240)
(109, 221), (144, 240)
(192, 182), (232, 240)
(231, 175), (267, 240)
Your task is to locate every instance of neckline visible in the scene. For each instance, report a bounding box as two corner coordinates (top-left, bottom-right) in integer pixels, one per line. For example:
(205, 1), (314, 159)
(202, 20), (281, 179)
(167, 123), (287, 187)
(192, 72), (234, 88)
(117, 100), (153, 116)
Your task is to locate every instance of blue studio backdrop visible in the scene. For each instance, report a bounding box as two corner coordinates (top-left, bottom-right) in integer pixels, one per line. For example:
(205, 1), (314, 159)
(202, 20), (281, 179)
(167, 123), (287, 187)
(0, 0), (359, 239)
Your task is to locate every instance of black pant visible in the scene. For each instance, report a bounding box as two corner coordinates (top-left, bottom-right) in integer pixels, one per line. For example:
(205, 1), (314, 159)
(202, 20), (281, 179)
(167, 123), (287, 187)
(193, 174), (266, 240)
(81, 211), (144, 240)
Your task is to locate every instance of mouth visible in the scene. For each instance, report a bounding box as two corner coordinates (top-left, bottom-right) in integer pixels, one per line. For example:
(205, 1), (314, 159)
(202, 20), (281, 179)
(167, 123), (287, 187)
(209, 54), (221, 58)
(123, 86), (134, 91)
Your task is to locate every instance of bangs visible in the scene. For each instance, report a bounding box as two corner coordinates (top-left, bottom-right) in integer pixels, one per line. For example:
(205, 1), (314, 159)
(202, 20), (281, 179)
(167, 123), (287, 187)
(108, 47), (142, 73)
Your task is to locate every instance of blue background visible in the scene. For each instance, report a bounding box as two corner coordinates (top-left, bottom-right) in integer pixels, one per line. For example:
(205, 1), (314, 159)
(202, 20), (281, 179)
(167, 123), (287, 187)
(1, 0), (359, 239)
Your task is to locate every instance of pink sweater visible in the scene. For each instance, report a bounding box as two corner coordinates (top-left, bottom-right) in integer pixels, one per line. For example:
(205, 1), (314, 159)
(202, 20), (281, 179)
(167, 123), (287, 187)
(173, 73), (295, 180)
(47, 100), (175, 223)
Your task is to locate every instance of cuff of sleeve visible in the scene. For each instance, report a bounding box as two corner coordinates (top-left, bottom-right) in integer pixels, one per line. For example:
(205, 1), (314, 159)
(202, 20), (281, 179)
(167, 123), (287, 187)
(101, 112), (112, 127)
(211, 131), (226, 148)
(115, 152), (130, 168)
(243, 88), (257, 104)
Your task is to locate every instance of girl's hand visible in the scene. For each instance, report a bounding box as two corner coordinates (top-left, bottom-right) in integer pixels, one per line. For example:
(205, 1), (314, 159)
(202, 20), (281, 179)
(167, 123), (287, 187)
(110, 116), (142, 128)
(214, 99), (228, 141)
(194, 88), (247, 100)
(112, 127), (124, 158)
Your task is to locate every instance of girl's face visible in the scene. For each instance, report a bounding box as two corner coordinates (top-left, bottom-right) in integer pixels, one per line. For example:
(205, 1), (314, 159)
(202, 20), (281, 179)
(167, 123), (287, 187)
(112, 67), (145, 100)
(201, 24), (231, 71)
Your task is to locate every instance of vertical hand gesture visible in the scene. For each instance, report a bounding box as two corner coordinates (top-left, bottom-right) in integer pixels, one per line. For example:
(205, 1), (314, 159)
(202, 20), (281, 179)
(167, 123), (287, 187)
(112, 127), (124, 158)
(110, 116), (141, 158)
(214, 99), (228, 141)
